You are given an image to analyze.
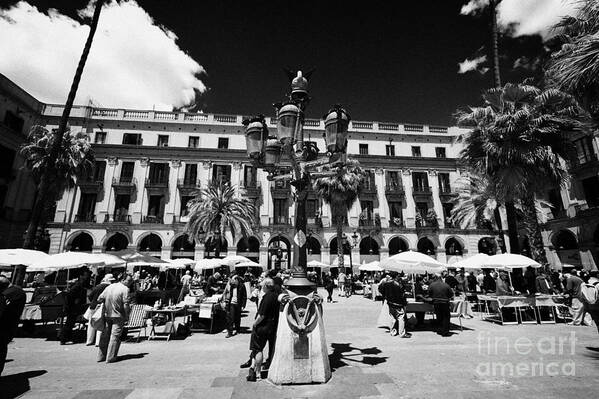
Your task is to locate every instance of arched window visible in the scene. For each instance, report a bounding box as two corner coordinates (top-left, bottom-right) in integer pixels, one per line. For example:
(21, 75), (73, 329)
(478, 237), (497, 255)
(389, 237), (409, 255)
(105, 233), (129, 252)
(553, 230), (578, 250)
(417, 237), (435, 255)
(138, 233), (162, 258)
(329, 236), (351, 255)
(236, 236), (260, 262)
(445, 237), (463, 256)
(359, 237), (380, 255)
(68, 232), (93, 252)
(172, 234), (195, 259)
(268, 236), (290, 270)
(306, 236), (321, 255)
(205, 235), (228, 258)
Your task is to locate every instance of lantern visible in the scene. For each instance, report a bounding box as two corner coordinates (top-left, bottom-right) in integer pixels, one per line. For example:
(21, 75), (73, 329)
(244, 118), (267, 159)
(276, 103), (302, 144)
(324, 106), (350, 154)
(264, 139), (282, 167)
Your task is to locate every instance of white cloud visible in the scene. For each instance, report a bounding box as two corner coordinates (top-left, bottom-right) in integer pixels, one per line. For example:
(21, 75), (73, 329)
(0, 1), (206, 111)
(458, 55), (489, 74)
(460, 0), (489, 16)
(460, 0), (579, 39)
(497, 0), (579, 39)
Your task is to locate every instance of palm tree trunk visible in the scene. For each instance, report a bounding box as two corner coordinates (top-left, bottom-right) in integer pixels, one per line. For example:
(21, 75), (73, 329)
(23, 0), (103, 249)
(336, 216), (344, 273)
(492, 208), (506, 253)
(521, 194), (548, 266)
(505, 202), (520, 253)
(490, 0), (501, 88)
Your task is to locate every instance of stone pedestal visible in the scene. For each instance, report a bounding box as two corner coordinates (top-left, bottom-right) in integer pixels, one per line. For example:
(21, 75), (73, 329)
(267, 298), (331, 384)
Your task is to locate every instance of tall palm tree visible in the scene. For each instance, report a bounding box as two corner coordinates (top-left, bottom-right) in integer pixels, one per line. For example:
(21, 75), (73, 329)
(313, 158), (364, 271)
(547, 0), (599, 122)
(457, 82), (582, 265)
(23, 0), (104, 249)
(185, 181), (257, 258)
(20, 126), (95, 247)
(450, 173), (500, 232)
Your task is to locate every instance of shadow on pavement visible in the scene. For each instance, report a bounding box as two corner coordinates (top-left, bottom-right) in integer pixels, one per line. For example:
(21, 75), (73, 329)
(0, 370), (47, 399)
(114, 353), (148, 362)
(329, 343), (388, 371)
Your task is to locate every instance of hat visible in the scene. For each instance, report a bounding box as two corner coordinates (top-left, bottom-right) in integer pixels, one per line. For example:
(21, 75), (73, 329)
(102, 273), (116, 283)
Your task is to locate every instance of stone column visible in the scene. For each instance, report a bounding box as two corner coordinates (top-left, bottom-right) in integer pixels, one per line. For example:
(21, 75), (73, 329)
(164, 159), (181, 224)
(401, 169), (415, 228)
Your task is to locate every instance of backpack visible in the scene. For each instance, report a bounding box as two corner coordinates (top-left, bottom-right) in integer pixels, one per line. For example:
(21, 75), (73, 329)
(580, 281), (599, 305)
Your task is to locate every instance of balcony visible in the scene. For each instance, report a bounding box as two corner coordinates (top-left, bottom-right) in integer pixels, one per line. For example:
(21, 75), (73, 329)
(359, 181), (377, 199)
(412, 186), (432, 200)
(143, 215), (164, 224)
(242, 181), (261, 197)
(177, 178), (200, 195)
(389, 218), (404, 229)
(438, 186), (456, 199)
(270, 216), (292, 226)
(103, 214), (131, 224)
(172, 214), (190, 224)
(112, 177), (136, 194)
(270, 181), (291, 198)
(74, 214), (96, 223)
(307, 216), (323, 229)
(385, 182), (404, 200)
(78, 177), (104, 193)
(145, 176), (169, 194)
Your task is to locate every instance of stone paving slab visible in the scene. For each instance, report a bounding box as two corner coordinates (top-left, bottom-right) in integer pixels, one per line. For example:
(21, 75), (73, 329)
(1, 288), (598, 399)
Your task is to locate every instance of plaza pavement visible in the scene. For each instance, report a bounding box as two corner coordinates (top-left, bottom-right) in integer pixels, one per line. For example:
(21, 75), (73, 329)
(2, 288), (599, 399)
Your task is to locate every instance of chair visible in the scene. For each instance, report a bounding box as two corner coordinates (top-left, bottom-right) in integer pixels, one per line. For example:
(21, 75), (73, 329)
(450, 311), (463, 331)
(125, 304), (151, 342)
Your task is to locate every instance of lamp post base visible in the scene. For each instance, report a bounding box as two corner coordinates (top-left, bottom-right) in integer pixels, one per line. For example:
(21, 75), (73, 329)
(267, 296), (331, 385)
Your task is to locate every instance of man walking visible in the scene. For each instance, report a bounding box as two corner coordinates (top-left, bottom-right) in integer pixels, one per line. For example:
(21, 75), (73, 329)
(86, 274), (114, 346)
(224, 274), (247, 338)
(97, 273), (133, 363)
(60, 269), (90, 345)
(0, 275), (26, 376)
(564, 271), (586, 325)
(428, 273), (454, 337)
(384, 275), (410, 338)
(178, 270), (193, 303)
(338, 271), (346, 297)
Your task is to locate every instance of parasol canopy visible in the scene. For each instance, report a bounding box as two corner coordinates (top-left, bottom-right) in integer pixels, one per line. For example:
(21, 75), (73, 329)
(380, 251), (446, 274)
(29, 252), (125, 272)
(307, 260), (331, 270)
(166, 258), (196, 269)
(194, 258), (228, 272)
(331, 255), (352, 267)
(111, 249), (169, 270)
(0, 249), (50, 267)
(234, 260), (266, 269)
(220, 255), (252, 266)
(358, 260), (383, 272)
(482, 253), (541, 270)
(451, 253), (491, 270)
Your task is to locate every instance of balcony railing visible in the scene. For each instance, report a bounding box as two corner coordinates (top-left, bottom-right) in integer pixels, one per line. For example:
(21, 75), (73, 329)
(413, 186), (432, 195)
(307, 216), (323, 228)
(242, 180), (261, 189)
(360, 181), (377, 192)
(385, 182), (404, 194)
(74, 214), (96, 223)
(389, 218), (404, 228)
(270, 216), (291, 226)
(104, 214), (131, 223)
(439, 186), (454, 196)
(177, 178), (201, 189)
(112, 176), (136, 186)
(145, 177), (169, 188)
(143, 215), (164, 224)
(359, 218), (375, 227)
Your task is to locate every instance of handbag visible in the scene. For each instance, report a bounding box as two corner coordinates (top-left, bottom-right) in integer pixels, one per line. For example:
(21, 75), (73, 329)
(90, 303), (105, 331)
(83, 306), (94, 322)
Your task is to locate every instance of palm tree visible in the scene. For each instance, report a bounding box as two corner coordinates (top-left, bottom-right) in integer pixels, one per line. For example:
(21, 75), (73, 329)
(450, 173), (500, 231)
(457, 82), (582, 265)
(547, 0), (599, 122)
(23, 0), (104, 249)
(20, 126), (95, 248)
(313, 158), (364, 271)
(185, 181), (257, 258)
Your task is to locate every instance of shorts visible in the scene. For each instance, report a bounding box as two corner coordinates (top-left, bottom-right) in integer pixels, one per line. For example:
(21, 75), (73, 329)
(249, 323), (274, 357)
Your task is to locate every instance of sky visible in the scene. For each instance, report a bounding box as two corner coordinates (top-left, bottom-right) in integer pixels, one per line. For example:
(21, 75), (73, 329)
(0, 0), (579, 125)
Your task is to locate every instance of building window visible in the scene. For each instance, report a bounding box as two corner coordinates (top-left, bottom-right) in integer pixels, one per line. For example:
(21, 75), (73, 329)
(148, 163), (169, 184)
(94, 131), (106, 144)
(359, 200), (374, 224)
(438, 173), (451, 193)
(188, 136), (199, 148)
(183, 163), (197, 186)
(146, 195), (164, 222)
(386, 171), (400, 189)
(389, 201), (402, 226)
(574, 136), (596, 165)
(114, 194), (130, 221)
(385, 145), (395, 156)
(180, 195), (193, 217)
(306, 199), (318, 219)
(412, 172), (429, 191)
(76, 193), (97, 222)
(442, 203), (454, 227)
(212, 164), (231, 184)
(435, 147), (446, 158)
(582, 176), (599, 207)
(93, 161), (106, 182)
(359, 144), (369, 155)
(218, 137), (229, 149)
(273, 198), (288, 224)
(244, 165), (257, 188)
(416, 202), (428, 226)
(122, 133), (142, 145)
(548, 189), (565, 218)
(157, 135), (169, 147)
(119, 162), (135, 183)
(3, 110), (24, 133)
(411, 146), (421, 157)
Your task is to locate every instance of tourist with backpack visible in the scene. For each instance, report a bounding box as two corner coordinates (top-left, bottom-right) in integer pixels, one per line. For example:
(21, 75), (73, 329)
(564, 271), (587, 326)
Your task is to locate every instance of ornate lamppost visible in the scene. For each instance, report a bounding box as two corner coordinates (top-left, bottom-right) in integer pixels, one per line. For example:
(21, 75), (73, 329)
(243, 71), (350, 384)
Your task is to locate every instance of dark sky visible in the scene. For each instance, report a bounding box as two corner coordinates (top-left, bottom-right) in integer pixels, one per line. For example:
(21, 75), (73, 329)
(9, 0), (544, 126)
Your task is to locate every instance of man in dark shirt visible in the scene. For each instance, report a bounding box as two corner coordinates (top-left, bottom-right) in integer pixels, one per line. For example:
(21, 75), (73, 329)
(564, 272), (586, 325)
(383, 275), (410, 338)
(0, 275), (27, 376)
(247, 278), (279, 382)
(482, 270), (496, 293)
(59, 270), (90, 345)
(427, 274), (454, 337)
(444, 271), (459, 291)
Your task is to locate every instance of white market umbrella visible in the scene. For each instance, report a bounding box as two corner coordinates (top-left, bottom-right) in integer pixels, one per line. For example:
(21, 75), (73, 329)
(358, 261), (383, 272)
(332, 255), (352, 267)
(29, 251), (124, 272)
(482, 253), (541, 270)
(0, 249), (50, 267)
(307, 260), (331, 270)
(234, 260), (266, 270)
(166, 258), (196, 269)
(446, 255), (463, 266)
(111, 249), (168, 269)
(452, 253), (491, 270)
(194, 258), (227, 272)
(380, 251), (446, 274)
(221, 255), (252, 266)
